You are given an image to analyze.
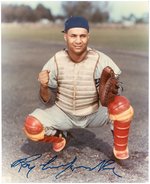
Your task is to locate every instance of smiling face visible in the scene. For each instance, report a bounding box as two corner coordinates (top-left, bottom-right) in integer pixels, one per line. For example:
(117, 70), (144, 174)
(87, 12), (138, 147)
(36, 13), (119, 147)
(64, 28), (90, 56)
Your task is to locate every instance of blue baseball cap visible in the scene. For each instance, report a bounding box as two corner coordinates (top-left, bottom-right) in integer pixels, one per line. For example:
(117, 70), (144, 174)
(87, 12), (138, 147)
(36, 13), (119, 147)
(62, 16), (89, 33)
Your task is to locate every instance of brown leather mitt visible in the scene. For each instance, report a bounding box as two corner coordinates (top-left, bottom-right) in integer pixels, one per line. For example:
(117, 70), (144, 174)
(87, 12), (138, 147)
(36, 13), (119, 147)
(99, 66), (120, 107)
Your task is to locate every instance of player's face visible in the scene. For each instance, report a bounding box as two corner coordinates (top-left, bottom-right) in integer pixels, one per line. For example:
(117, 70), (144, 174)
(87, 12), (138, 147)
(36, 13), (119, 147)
(64, 28), (89, 55)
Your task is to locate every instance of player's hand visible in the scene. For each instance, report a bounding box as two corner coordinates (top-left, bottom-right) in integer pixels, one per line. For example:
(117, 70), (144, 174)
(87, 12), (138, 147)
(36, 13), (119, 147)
(38, 70), (50, 87)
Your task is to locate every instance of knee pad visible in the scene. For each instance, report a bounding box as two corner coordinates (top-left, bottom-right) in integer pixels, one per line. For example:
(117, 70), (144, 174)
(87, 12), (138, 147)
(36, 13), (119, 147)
(24, 116), (43, 134)
(108, 96), (134, 159)
(108, 96), (134, 122)
(23, 116), (44, 141)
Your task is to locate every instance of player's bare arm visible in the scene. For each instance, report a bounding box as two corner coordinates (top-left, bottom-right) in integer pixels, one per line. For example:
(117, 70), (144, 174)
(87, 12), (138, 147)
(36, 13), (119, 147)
(38, 70), (51, 102)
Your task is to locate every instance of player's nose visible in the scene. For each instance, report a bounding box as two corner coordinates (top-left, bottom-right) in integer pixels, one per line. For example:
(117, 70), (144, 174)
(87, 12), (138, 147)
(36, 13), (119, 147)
(75, 36), (82, 44)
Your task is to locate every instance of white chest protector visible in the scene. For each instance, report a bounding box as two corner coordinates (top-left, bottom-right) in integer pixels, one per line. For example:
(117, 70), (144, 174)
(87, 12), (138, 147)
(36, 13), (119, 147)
(54, 48), (100, 116)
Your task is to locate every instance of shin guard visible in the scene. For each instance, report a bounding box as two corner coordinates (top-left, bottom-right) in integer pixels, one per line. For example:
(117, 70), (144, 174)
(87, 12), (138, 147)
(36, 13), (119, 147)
(108, 96), (134, 160)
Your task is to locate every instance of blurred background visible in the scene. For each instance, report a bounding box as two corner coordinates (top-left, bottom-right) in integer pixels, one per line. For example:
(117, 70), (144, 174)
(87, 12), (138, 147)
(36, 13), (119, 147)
(1, 1), (149, 52)
(1, 1), (149, 24)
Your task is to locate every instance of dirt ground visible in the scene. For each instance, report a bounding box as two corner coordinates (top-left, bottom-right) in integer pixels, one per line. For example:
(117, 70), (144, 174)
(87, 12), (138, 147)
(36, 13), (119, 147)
(1, 37), (149, 183)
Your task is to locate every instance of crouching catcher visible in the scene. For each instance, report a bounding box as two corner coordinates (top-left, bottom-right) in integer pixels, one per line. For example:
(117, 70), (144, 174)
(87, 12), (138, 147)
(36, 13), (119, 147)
(22, 16), (134, 160)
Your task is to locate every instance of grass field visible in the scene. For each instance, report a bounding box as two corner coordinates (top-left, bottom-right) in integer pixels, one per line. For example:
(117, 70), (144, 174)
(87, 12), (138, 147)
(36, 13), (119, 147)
(1, 23), (148, 52)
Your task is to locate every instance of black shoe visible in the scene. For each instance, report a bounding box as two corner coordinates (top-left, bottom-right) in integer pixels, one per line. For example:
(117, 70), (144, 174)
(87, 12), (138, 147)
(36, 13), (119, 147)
(110, 152), (133, 169)
(56, 130), (74, 144)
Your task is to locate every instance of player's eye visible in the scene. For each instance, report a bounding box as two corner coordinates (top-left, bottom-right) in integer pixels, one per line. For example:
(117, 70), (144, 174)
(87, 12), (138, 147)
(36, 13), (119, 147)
(70, 34), (76, 38)
(81, 35), (87, 38)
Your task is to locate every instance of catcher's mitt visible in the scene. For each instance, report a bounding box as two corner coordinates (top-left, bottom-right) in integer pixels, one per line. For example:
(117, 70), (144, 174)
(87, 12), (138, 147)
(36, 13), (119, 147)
(99, 66), (120, 107)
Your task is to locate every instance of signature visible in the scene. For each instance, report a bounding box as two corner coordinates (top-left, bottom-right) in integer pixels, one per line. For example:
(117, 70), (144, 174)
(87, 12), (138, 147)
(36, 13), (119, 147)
(11, 154), (42, 178)
(11, 154), (122, 179)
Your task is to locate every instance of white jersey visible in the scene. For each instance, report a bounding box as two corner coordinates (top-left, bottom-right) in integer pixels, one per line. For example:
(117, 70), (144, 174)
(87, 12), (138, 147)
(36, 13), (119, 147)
(42, 48), (121, 116)
(42, 48), (121, 89)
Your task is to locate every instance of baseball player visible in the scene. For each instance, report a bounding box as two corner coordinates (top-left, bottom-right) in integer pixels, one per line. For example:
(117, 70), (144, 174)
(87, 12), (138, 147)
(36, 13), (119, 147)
(23, 16), (134, 160)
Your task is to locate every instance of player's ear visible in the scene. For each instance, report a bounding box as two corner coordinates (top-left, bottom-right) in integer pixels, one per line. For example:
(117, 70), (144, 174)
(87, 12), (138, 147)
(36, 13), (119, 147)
(64, 34), (67, 42)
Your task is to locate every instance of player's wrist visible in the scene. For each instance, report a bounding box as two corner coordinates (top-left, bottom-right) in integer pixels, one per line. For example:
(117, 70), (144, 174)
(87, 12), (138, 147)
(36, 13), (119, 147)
(40, 84), (49, 89)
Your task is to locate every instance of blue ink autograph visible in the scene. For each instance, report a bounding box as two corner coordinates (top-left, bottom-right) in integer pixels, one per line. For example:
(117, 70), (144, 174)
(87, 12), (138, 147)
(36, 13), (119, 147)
(11, 154), (42, 178)
(11, 154), (122, 179)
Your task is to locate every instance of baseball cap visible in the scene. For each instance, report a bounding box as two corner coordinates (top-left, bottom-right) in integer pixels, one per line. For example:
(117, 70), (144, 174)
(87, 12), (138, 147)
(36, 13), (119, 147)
(62, 16), (89, 33)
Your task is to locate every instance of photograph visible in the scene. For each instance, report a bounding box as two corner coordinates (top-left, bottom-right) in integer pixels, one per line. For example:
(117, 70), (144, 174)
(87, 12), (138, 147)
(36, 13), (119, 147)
(1, 0), (149, 182)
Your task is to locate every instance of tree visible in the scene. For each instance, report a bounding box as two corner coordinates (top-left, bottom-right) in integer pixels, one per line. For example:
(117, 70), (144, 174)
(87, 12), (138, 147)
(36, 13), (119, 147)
(91, 8), (109, 23)
(1, 4), (37, 22)
(62, 1), (94, 20)
(62, 1), (110, 23)
(35, 4), (54, 21)
(1, 4), (54, 22)
(14, 5), (37, 22)
(1, 5), (16, 22)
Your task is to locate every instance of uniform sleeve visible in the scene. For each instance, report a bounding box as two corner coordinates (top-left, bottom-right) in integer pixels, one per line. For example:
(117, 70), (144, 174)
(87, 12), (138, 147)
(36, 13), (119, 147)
(42, 57), (58, 88)
(94, 51), (121, 79)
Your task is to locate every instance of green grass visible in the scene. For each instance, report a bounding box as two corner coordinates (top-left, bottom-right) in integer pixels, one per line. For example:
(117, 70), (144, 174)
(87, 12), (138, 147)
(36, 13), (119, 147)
(2, 23), (148, 52)
(90, 27), (148, 52)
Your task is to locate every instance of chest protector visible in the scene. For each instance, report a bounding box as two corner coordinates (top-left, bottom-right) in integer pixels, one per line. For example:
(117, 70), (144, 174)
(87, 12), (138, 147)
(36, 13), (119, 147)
(54, 49), (100, 116)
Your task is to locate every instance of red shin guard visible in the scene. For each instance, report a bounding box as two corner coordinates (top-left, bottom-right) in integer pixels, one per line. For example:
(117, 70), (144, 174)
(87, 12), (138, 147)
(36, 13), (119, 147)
(108, 96), (134, 160)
